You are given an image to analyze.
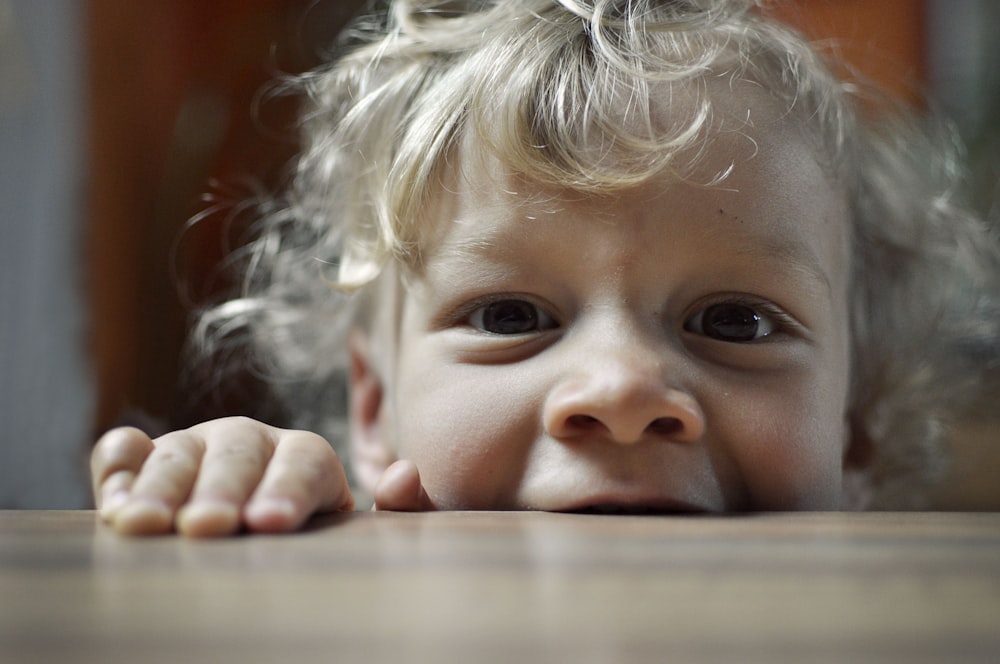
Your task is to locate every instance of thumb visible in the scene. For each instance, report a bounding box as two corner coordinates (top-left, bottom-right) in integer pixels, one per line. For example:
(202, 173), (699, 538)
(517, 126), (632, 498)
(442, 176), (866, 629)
(373, 460), (436, 511)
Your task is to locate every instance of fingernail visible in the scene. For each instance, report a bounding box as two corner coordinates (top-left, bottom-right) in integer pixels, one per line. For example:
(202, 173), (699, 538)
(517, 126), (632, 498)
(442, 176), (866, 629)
(244, 497), (300, 532)
(114, 499), (173, 534)
(177, 500), (240, 536)
(246, 497), (295, 520)
(100, 489), (129, 518)
(180, 500), (239, 522)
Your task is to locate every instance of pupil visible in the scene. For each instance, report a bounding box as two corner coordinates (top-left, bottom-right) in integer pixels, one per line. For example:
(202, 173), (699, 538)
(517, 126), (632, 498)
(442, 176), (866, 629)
(703, 303), (759, 341)
(483, 300), (538, 334)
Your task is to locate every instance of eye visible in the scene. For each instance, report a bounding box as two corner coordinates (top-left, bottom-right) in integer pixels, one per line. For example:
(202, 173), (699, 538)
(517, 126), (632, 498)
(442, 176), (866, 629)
(684, 302), (777, 343)
(468, 298), (557, 335)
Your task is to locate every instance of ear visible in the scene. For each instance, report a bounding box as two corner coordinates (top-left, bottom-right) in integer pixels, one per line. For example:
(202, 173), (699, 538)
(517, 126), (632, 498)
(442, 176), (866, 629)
(347, 329), (396, 495)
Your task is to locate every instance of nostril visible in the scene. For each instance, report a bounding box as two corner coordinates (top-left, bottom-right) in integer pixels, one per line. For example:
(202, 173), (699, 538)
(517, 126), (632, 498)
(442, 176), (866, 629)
(564, 414), (683, 438)
(648, 417), (682, 437)
(567, 414), (602, 431)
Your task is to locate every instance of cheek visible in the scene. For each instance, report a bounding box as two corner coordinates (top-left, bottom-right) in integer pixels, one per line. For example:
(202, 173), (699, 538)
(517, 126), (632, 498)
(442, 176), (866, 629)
(713, 376), (848, 510)
(391, 364), (537, 508)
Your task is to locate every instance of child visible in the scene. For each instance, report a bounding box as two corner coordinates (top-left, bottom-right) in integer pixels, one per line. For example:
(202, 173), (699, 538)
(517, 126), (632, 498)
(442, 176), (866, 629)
(91, 0), (999, 536)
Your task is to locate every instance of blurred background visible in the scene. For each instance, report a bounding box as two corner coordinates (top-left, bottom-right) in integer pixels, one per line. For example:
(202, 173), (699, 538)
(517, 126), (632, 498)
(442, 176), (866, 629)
(1, 0), (997, 509)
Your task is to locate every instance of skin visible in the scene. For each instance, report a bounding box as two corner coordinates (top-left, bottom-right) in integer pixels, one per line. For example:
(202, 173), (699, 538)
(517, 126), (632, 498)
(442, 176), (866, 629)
(91, 85), (855, 536)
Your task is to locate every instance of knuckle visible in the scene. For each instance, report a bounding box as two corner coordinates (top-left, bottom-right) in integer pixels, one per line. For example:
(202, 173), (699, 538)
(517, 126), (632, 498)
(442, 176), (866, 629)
(92, 427), (152, 473)
(213, 443), (272, 471)
(96, 426), (146, 454)
(280, 430), (336, 457)
(191, 416), (278, 452)
(152, 431), (205, 459)
(200, 415), (267, 434)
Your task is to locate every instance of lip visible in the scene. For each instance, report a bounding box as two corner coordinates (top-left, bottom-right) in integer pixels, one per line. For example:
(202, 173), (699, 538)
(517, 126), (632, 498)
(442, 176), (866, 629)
(552, 497), (710, 516)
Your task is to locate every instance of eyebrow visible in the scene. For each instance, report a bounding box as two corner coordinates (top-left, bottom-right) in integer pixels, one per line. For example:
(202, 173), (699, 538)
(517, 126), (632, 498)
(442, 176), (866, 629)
(421, 196), (848, 327)
(440, 217), (835, 291)
(731, 233), (834, 296)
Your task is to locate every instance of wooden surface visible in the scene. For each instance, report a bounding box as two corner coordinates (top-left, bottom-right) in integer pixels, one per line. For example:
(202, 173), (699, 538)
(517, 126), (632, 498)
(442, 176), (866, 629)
(2, 511), (999, 663)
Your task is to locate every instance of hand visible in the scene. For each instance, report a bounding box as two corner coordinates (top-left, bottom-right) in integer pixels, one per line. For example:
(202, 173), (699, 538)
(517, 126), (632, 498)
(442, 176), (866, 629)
(91, 417), (355, 537)
(372, 459), (437, 512)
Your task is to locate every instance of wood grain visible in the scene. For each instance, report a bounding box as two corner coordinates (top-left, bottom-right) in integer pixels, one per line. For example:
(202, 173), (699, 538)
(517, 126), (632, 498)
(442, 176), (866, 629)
(2, 510), (998, 663)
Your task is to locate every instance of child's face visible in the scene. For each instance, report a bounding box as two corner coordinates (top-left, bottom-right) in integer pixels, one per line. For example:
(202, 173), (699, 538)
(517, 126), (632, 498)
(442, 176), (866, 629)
(356, 91), (854, 512)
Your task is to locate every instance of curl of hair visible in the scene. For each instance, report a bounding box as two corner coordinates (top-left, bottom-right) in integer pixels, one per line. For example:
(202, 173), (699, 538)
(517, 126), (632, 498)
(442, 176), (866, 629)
(192, 0), (1000, 507)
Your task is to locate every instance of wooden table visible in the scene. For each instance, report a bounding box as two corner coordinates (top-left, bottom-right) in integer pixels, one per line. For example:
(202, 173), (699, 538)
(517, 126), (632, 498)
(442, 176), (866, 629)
(2, 511), (999, 663)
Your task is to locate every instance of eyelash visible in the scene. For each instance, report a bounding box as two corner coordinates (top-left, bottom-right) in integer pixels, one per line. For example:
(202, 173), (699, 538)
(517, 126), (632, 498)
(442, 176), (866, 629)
(448, 293), (798, 342)
(683, 295), (798, 343)
(455, 295), (559, 336)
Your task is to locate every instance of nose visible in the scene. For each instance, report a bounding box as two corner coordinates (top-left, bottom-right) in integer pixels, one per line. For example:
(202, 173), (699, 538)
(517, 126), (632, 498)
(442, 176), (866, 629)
(543, 351), (706, 445)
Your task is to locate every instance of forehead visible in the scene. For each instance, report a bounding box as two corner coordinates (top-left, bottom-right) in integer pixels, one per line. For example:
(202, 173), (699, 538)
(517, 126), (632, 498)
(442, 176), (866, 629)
(415, 79), (849, 278)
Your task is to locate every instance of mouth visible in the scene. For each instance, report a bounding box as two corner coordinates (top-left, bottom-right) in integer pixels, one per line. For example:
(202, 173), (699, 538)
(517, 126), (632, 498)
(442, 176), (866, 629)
(558, 502), (708, 516)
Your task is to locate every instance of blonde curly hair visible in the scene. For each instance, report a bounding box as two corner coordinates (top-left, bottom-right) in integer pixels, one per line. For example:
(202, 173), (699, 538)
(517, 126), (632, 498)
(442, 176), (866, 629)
(193, 0), (999, 508)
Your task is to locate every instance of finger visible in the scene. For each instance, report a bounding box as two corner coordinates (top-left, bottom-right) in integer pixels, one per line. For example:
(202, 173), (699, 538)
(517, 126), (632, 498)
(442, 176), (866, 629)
(90, 427), (156, 520)
(373, 460), (436, 512)
(243, 430), (355, 533)
(175, 421), (277, 538)
(113, 430), (206, 536)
